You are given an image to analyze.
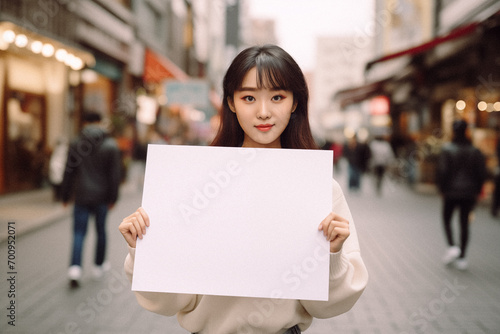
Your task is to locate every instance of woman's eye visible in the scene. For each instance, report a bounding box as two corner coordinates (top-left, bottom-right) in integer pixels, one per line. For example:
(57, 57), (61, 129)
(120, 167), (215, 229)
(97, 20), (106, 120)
(272, 95), (285, 102)
(242, 96), (255, 102)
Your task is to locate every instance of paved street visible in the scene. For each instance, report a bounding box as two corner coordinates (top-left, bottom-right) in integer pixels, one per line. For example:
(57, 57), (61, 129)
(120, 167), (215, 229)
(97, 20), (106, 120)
(1, 163), (500, 334)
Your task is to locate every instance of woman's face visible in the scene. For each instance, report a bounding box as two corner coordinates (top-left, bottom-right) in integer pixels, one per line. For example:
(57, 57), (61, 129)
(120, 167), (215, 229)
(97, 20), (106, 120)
(228, 67), (297, 148)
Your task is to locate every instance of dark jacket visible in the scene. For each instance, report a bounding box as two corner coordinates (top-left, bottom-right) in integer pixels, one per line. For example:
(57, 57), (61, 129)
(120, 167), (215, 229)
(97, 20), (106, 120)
(343, 141), (371, 172)
(61, 125), (121, 206)
(437, 141), (486, 200)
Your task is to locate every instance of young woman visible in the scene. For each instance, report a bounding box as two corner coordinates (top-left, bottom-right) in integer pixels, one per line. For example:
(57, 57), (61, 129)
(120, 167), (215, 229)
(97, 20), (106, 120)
(119, 45), (368, 334)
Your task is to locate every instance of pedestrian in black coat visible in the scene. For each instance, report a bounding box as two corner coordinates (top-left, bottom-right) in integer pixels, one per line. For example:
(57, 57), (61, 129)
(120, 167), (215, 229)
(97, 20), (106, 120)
(61, 111), (121, 287)
(343, 135), (371, 191)
(437, 120), (486, 270)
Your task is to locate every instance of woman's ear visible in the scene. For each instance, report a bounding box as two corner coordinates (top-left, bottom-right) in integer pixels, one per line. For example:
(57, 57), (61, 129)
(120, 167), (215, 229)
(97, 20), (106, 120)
(291, 100), (298, 113)
(228, 97), (236, 113)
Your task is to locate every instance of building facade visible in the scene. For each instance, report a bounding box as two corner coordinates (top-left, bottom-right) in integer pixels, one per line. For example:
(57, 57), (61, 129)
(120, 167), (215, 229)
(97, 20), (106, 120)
(0, 0), (94, 193)
(0, 0), (239, 195)
(313, 36), (374, 143)
(335, 0), (500, 185)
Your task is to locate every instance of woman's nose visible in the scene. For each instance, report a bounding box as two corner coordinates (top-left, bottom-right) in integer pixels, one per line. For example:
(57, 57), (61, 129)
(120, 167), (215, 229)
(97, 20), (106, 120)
(257, 102), (271, 119)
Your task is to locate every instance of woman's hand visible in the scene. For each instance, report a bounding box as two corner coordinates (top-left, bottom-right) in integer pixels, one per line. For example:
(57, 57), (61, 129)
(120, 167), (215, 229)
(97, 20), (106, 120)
(119, 207), (150, 248)
(318, 212), (350, 253)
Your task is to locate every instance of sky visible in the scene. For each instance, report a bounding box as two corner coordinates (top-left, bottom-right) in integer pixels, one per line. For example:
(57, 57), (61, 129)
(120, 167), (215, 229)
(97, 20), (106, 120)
(248, 0), (375, 71)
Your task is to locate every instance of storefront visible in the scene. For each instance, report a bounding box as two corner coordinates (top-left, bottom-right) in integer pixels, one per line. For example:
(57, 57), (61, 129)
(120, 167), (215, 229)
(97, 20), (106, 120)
(71, 0), (139, 180)
(336, 11), (500, 187)
(0, 22), (94, 194)
(78, 55), (123, 122)
(136, 48), (190, 146)
(333, 79), (392, 140)
(422, 14), (500, 187)
(138, 48), (218, 146)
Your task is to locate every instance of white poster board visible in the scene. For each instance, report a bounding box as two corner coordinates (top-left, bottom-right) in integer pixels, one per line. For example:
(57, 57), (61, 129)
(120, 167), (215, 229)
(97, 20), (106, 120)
(132, 145), (333, 301)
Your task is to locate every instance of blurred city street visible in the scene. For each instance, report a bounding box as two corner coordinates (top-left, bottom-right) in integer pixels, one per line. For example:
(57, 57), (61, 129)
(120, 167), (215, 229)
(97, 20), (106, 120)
(1, 161), (499, 334)
(2, 0), (500, 333)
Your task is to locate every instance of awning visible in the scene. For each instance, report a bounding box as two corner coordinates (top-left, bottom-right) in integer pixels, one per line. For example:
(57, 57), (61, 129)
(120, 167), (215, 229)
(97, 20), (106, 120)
(333, 79), (389, 109)
(143, 48), (189, 84)
(344, 22), (482, 106)
(366, 22), (479, 71)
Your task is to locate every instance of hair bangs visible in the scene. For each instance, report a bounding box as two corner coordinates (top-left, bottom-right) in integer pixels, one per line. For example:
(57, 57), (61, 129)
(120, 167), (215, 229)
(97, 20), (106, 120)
(254, 55), (290, 91)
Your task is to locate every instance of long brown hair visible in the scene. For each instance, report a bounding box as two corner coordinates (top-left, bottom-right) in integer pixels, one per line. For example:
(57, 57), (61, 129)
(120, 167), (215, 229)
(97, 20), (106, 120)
(211, 45), (317, 149)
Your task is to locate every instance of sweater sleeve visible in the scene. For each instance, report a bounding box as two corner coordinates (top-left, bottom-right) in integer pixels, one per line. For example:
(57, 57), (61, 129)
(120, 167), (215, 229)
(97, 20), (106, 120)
(124, 246), (198, 317)
(300, 179), (368, 318)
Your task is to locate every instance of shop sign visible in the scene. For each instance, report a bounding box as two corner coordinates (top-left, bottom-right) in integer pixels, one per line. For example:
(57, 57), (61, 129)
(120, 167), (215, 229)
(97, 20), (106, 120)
(164, 80), (210, 109)
(370, 95), (390, 115)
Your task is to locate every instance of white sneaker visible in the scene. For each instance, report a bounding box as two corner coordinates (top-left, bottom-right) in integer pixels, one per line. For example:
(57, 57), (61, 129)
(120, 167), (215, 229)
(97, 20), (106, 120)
(68, 265), (82, 280)
(454, 258), (468, 270)
(68, 265), (82, 288)
(92, 262), (111, 280)
(442, 246), (460, 265)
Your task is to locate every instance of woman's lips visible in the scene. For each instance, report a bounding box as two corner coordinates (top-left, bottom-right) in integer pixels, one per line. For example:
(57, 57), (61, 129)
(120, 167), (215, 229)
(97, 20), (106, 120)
(255, 124), (273, 132)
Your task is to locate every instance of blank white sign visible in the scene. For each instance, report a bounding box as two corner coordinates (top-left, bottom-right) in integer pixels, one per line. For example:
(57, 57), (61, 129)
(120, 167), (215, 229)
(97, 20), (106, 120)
(132, 145), (333, 301)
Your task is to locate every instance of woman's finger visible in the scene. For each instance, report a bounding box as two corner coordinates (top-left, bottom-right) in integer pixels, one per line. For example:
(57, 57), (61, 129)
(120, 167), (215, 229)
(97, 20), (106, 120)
(119, 207), (151, 248)
(119, 221), (137, 248)
(137, 207), (150, 227)
(328, 224), (349, 241)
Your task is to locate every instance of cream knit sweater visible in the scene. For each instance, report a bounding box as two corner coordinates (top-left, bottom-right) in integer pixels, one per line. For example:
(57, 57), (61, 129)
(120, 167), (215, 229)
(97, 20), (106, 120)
(124, 179), (368, 334)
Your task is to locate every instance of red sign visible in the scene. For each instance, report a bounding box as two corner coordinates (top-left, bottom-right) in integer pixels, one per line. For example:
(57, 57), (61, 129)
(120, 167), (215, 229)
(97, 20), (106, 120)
(370, 96), (389, 115)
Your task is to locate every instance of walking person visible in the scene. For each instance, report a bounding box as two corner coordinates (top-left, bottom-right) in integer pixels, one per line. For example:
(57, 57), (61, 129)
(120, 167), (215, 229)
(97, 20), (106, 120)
(343, 135), (371, 192)
(437, 120), (486, 270)
(61, 111), (121, 288)
(490, 133), (500, 217)
(118, 45), (368, 333)
(369, 135), (395, 195)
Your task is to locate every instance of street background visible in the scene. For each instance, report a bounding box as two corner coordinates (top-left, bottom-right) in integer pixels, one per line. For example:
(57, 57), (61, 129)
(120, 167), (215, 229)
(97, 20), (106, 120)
(1, 160), (499, 334)
(1, 1), (500, 333)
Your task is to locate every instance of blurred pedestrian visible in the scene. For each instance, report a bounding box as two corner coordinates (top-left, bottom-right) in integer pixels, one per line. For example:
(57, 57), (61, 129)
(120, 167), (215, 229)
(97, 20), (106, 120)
(437, 120), (486, 270)
(118, 45), (368, 334)
(369, 135), (395, 195)
(343, 135), (371, 191)
(61, 111), (121, 288)
(490, 133), (500, 217)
